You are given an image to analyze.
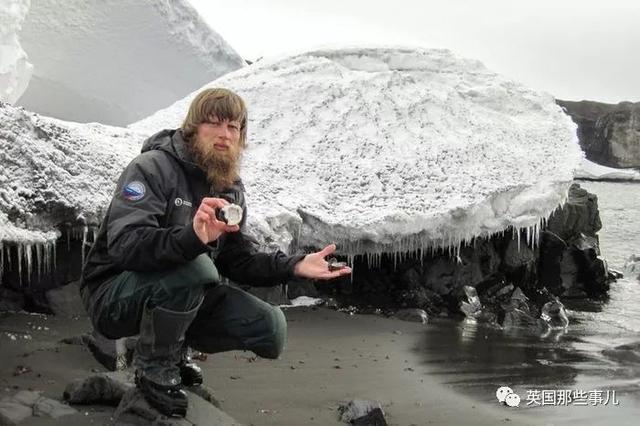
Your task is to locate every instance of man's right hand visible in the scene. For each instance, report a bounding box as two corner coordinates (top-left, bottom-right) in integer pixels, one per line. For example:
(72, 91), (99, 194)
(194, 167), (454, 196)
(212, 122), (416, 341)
(193, 197), (240, 244)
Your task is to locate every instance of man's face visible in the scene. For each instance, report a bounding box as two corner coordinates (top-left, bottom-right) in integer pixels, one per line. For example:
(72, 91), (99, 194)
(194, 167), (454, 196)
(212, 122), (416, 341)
(191, 116), (243, 190)
(195, 117), (241, 152)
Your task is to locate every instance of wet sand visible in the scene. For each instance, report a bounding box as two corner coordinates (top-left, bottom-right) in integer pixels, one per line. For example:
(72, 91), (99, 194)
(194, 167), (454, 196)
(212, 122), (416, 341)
(0, 306), (538, 425)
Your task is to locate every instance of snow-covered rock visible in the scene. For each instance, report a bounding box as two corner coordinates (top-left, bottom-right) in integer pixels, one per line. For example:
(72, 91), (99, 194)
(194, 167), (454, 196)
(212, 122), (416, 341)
(575, 158), (640, 181)
(15, 0), (245, 126)
(133, 47), (583, 260)
(0, 0), (33, 103)
(0, 102), (141, 245)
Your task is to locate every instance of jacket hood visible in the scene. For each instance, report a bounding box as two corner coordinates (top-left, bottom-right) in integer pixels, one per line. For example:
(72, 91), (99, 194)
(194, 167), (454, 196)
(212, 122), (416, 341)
(140, 129), (202, 173)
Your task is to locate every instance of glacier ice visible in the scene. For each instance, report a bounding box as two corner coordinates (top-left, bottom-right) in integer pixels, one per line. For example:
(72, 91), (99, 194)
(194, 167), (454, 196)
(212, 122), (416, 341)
(133, 47), (583, 267)
(2, 47), (584, 286)
(16, 0), (245, 125)
(0, 102), (140, 285)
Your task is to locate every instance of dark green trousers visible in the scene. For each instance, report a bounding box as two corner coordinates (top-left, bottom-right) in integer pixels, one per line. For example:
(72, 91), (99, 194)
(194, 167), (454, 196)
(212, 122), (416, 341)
(87, 255), (287, 359)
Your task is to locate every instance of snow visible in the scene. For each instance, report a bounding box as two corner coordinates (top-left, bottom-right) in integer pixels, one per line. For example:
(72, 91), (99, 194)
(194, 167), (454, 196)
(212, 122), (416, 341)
(133, 47), (583, 261)
(575, 158), (640, 181)
(283, 296), (324, 308)
(15, 0), (245, 126)
(0, 0), (33, 104)
(0, 102), (142, 244)
(1, 46), (584, 285)
(0, 102), (145, 285)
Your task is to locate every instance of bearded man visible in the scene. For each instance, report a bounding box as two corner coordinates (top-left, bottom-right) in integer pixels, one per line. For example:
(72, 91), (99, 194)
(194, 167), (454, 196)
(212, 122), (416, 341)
(80, 88), (351, 417)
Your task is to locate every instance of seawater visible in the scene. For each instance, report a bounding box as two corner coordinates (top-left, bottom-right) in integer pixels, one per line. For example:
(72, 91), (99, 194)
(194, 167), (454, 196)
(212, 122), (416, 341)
(418, 181), (640, 424)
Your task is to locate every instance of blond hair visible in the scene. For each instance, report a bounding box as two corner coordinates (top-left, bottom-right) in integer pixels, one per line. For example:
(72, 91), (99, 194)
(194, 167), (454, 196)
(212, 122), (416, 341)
(181, 88), (248, 147)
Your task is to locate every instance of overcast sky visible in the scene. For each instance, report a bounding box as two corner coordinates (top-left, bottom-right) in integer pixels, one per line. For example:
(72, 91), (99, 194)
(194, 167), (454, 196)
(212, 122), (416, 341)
(190, 0), (639, 104)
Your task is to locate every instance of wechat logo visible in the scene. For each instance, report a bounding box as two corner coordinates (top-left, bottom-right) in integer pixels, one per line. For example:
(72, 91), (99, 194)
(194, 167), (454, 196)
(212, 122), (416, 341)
(496, 386), (521, 407)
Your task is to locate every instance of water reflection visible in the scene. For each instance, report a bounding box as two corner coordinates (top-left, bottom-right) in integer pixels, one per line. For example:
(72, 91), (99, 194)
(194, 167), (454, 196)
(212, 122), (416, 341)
(418, 318), (591, 403)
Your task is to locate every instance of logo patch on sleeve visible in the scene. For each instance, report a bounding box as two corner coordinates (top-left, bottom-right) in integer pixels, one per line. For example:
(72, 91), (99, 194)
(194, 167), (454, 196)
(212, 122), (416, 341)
(122, 181), (146, 201)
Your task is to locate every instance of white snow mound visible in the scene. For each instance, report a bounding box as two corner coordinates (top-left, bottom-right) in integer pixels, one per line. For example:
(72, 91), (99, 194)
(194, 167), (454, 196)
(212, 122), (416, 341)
(15, 0), (245, 126)
(0, 102), (142, 244)
(134, 47), (583, 258)
(0, 0), (33, 104)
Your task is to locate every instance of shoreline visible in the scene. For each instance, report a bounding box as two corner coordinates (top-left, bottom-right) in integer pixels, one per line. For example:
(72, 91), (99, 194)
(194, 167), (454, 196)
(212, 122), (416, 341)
(0, 306), (539, 425)
(3, 303), (638, 425)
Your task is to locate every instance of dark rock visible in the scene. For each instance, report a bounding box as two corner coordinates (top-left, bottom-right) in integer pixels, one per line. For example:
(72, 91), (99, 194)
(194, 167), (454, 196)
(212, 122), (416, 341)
(557, 99), (640, 168)
(63, 371), (134, 405)
(32, 396), (77, 419)
(0, 287), (25, 312)
(0, 390), (77, 425)
(45, 280), (84, 317)
(393, 308), (428, 323)
(546, 184), (602, 240)
(353, 407), (388, 426)
(338, 399), (385, 424)
(286, 278), (319, 299)
(0, 399), (32, 426)
(540, 184), (610, 299)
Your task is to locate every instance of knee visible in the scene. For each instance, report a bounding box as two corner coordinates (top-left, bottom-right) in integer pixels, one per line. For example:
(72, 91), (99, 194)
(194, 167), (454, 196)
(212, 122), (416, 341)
(255, 306), (287, 359)
(150, 255), (218, 311)
(179, 255), (220, 287)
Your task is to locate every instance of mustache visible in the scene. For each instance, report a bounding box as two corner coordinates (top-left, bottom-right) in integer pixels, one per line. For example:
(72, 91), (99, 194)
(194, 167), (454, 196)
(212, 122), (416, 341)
(189, 139), (242, 190)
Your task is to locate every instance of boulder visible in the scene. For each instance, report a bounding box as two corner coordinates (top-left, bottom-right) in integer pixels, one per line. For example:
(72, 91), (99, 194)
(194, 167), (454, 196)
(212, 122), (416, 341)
(0, 391), (77, 425)
(63, 372), (135, 406)
(338, 399), (386, 424)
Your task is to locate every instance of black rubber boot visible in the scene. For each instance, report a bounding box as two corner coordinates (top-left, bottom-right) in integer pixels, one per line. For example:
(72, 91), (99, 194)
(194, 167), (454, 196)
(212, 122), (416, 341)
(133, 300), (201, 417)
(178, 347), (203, 387)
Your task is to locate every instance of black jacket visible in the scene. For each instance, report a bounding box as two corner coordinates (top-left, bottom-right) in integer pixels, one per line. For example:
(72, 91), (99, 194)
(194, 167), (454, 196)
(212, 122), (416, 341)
(80, 129), (303, 296)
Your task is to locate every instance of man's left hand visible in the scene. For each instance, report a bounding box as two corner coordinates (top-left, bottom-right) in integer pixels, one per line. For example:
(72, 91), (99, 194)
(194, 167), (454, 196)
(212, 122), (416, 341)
(293, 244), (352, 280)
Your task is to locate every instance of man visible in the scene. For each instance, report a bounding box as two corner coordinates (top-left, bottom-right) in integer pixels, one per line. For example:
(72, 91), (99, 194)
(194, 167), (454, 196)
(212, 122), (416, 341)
(80, 88), (351, 417)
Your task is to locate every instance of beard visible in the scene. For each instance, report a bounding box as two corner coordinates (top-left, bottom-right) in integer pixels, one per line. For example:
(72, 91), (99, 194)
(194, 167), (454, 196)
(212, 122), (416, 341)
(189, 136), (242, 192)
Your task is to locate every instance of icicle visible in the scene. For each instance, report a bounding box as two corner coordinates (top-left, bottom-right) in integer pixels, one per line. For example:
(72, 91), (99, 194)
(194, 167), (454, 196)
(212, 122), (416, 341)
(17, 244), (23, 286)
(35, 243), (42, 281)
(66, 227), (71, 251)
(82, 224), (89, 266)
(517, 228), (521, 252)
(25, 244), (33, 286)
(53, 242), (57, 275)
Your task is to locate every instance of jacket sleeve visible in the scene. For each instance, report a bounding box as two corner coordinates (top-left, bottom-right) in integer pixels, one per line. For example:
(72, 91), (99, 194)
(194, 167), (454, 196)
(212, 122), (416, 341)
(214, 195), (305, 287)
(106, 156), (209, 271)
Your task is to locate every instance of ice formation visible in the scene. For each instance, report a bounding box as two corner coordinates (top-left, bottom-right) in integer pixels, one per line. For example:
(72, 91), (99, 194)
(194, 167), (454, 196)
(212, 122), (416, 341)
(0, 0), (33, 104)
(575, 158), (640, 181)
(15, 0), (245, 126)
(133, 47), (583, 264)
(0, 102), (142, 284)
